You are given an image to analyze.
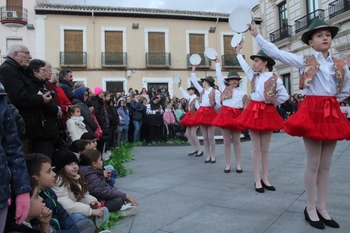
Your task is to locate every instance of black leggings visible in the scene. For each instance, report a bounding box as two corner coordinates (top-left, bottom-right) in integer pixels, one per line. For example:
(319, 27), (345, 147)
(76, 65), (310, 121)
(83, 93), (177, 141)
(104, 198), (124, 212)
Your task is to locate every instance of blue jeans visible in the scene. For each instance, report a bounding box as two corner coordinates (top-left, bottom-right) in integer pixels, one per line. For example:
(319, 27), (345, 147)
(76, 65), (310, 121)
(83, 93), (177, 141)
(70, 213), (88, 223)
(133, 120), (142, 141)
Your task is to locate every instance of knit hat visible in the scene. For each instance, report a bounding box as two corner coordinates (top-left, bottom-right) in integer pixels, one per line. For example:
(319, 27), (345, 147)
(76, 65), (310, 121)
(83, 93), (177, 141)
(301, 19), (339, 45)
(52, 148), (79, 171)
(200, 76), (215, 87)
(94, 87), (103, 96)
(250, 50), (276, 66)
(225, 71), (241, 81)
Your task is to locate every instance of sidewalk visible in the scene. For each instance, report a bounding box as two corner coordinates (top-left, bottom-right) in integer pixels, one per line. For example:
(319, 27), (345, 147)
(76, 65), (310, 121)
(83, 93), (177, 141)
(111, 133), (350, 233)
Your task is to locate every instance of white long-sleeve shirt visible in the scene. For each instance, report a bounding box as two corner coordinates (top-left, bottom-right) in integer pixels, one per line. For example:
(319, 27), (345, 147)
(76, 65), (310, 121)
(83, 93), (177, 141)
(215, 63), (246, 108)
(255, 34), (350, 101)
(190, 73), (221, 110)
(237, 54), (289, 106)
(178, 86), (200, 110)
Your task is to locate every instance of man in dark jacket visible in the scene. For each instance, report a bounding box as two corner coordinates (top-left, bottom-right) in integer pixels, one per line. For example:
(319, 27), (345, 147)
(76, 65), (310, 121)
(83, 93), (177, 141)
(58, 69), (74, 101)
(0, 44), (52, 154)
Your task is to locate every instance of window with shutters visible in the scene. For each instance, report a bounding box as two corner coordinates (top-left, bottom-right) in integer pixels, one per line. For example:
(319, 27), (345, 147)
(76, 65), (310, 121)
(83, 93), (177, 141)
(282, 73), (291, 95)
(3, 0), (27, 24)
(221, 34), (240, 68)
(6, 0), (22, 16)
(101, 27), (127, 67)
(60, 26), (87, 67)
(144, 28), (170, 67)
(186, 30), (209, 67)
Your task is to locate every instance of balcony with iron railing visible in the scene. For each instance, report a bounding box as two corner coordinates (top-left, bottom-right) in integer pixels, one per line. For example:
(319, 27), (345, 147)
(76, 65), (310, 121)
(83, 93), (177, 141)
(145, 52), (171, 68)
(60, 52), (87, 68)
(269, 25), (292, 43)
(221, 54), (242, 68)
(295, 9), (324, 33)
(186, 54), (210, 68)
(329, 0), (350, 18)
(0, 6), (27, 26)
(101, 52), (127, 68)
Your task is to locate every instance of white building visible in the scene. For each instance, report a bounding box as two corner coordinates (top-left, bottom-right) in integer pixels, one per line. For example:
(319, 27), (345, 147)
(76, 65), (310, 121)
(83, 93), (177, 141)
(253, 0), (350, 95)
(0, 0), (43, 63)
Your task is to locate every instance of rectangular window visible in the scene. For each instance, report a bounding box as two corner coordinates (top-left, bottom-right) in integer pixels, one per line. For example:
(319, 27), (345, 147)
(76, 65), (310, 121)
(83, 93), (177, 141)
(148, 32), (165, 53)
(106, 81), (124, 93)
(6, 0), (22, 18)
(282, 73), (291, 95)
(64, 30), (83, 52)
(223, 35), (236, 55)
(307, 0), (318, 13)
(147, 83), (168, 94)
(278, 2), (288, 29)
(189, 34), (205, 54)
(105, 31), (122, 53)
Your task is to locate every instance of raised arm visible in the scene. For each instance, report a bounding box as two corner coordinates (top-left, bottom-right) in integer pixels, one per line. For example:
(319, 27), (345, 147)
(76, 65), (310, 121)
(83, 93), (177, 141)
(249, 22), (304, 69)
(189, 65), (203, 93)
(215, 57), (226, 91)
(236, 43), (255, 81)
(178, 83), (191, 100)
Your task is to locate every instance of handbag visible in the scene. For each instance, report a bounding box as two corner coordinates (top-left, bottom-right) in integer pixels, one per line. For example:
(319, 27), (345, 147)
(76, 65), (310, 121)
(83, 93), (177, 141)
(132, 111), (143, 121)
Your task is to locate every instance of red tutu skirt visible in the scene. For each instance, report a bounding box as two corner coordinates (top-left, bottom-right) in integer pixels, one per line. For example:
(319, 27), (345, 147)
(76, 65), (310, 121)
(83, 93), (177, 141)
(180, 111), (199, 127)
(284, 96), (350, 141)
(231, 100), (284, 131)
(190, 106), (217, 126)
(212, 106), (244, 131)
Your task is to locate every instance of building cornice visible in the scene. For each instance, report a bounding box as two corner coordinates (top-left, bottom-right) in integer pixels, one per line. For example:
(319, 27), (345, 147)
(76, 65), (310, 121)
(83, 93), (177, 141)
(34, 3), (229, 21)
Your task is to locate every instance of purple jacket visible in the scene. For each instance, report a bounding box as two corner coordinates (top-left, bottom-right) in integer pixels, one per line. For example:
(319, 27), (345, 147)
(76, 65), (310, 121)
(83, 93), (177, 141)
(80, 165), (126, 201)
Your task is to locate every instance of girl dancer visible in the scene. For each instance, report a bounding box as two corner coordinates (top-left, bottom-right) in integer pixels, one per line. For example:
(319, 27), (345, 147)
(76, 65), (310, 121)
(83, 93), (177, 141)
(233, 44), (289, 192)
(212, 57), (248, 173)
(178, 81), (203, 157)
(190, 66), (221, 163)
(249, 20), (350, 229)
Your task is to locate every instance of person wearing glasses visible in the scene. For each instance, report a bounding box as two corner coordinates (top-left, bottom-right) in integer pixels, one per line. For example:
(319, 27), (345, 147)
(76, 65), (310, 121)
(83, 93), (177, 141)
(29, 59), (61, 158)
(0, 44), (52, 154)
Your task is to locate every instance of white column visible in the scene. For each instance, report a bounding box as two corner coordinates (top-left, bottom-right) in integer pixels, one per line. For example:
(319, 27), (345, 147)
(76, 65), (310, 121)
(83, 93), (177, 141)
(35, 15), (47, 60)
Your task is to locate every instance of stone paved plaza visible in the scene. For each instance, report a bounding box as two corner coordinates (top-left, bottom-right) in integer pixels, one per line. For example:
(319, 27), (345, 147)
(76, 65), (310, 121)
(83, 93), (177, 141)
(112, 133), (350, 233)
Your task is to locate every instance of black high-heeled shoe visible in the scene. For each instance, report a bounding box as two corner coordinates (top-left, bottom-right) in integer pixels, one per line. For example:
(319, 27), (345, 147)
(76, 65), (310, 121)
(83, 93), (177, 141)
(204, 158), (211, 163)
(304, 207), (325, 229)
(261, 179), (276, 191)
(236, 167), (242, 173)
(188, 151), (198, 156)
(254, 182), (264, 193)
(316, 209), (339, 228)
(195, 151), (203, 157)
(224, 166), (231, 173)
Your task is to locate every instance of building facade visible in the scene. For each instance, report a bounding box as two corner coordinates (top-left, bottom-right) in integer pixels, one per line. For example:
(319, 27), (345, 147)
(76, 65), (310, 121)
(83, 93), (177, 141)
(0, 0), (40, 63)
(254, 0), (350, 95)
(34, 2), (255, 97)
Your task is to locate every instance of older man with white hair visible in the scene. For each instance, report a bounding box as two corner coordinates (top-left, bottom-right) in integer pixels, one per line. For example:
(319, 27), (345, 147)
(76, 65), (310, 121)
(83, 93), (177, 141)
(0, 44), (52, 154)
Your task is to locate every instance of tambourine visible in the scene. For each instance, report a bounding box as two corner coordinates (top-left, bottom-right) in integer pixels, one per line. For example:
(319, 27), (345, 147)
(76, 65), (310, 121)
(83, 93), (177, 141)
(229, 6), (253, 33)
(189, 54), (202, 65)
(204, 48), (218, 60)
(231, 33), (244, 48)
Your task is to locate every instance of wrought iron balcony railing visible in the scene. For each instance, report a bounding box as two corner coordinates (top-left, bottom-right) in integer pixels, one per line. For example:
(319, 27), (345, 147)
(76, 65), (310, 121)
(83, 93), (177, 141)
(269, 25), (292, 43)
(329, 0), (350, 18)
(101, 52), (127, 67)
(145, 52), (171, 67)
(221, 54), (242, 68)
(295, 9), (324, 33)
(0, 6), (27, 25)
(60, 52), (87, 67)
(186, 54), (210, 67)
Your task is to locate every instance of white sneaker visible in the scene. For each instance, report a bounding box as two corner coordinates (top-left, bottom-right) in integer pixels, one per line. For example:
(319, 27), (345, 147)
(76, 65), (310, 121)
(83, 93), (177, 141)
(119, 204), (138, 216)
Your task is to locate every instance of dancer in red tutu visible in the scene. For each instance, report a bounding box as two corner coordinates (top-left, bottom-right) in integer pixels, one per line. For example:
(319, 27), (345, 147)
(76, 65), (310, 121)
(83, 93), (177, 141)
(190, 65), (221, 163)
(249, 19), (350, 229)
(234, 44), (289, 193)
(212, 56), (248, 173)
(178, 81), (203, 157)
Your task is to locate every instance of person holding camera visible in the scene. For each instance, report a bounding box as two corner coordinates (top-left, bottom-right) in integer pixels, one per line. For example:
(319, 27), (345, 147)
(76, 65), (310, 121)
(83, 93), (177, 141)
(29, 59), (61, 158)
(147, 96), (164, 142)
